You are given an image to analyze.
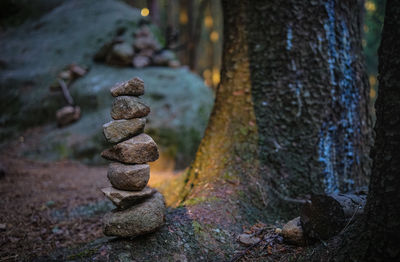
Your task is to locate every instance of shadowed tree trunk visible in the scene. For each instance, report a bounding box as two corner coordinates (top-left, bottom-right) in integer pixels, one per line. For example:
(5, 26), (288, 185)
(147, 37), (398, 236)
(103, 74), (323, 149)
(175, 0), (372, 215)
(323, 1), (399, 261)
(361, 0), (400, 260)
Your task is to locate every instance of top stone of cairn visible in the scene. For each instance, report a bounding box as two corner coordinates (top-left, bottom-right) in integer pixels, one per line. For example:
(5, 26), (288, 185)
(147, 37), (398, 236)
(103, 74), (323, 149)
(110, 77), (145, 97)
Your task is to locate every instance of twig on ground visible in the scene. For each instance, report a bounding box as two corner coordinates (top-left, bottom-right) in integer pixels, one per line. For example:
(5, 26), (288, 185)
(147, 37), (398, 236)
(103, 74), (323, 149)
(340, 204), (362, 234)
(230, 240), (262, 262)
(58, 78), (74, 106)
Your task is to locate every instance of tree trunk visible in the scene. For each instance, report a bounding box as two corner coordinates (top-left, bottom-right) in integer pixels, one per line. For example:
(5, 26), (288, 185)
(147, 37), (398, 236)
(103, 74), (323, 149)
(177, 0), (372, 214)
(147, 0), (160, 26)
(362, 0), (400, 260)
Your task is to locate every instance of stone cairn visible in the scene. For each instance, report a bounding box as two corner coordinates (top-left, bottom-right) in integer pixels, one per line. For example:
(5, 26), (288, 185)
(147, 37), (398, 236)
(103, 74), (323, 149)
(100, 77), (166, 237)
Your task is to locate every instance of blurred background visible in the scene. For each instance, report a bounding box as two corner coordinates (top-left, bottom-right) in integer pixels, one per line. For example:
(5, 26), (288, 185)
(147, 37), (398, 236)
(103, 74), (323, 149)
(0, 0), (383, 169)
(0, 0), (385, 258)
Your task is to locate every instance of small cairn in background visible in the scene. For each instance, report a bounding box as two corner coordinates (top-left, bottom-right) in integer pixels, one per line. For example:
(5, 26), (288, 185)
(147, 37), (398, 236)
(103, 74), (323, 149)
(50, 64), (88, 127)
(101, 77), (166, 237)
(95, 26), (180, 69)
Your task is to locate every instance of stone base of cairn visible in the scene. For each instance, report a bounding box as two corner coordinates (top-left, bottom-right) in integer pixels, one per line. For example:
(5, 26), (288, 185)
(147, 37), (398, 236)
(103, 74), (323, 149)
(100, 77), (165, 237)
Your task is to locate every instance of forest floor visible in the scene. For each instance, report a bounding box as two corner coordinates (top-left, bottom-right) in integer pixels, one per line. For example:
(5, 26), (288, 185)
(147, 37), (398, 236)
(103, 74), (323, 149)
(0, 127), (304, 261)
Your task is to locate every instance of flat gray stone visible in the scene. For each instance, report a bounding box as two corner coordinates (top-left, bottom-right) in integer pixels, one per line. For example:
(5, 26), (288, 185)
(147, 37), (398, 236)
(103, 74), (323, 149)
(101, 186), (155, 210)
(103, 191), (166, 237)
(107, 163), (149, 191)
(101, 133), (159, 164)
(111, 96), (150, 120)
(103, 118), (146, 143)
(110, 77), (145, 97)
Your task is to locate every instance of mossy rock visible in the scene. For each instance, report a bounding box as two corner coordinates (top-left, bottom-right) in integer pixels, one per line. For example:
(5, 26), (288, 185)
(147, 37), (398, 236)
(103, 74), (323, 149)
(0, 0), (214, 165)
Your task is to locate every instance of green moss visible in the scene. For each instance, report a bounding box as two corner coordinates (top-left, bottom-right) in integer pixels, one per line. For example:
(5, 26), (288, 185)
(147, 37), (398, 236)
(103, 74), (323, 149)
(239, 126), (249, 136)
(66, 248), (96, 260)
(54, 143), (72, 159)
(192, 220), (203, 235)
(223, 171), (237, 181)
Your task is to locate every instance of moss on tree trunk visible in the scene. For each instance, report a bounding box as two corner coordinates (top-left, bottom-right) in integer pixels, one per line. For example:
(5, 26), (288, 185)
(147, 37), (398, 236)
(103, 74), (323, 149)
(174, 0), (372, 217)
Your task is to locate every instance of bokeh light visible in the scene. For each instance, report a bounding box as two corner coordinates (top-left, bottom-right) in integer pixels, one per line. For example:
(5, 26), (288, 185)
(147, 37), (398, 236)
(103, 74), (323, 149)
(365, 1), (376, 12)
(141, 8), (150, 17)
(210, 31), (219, 42)
(204, 15), (213, 28)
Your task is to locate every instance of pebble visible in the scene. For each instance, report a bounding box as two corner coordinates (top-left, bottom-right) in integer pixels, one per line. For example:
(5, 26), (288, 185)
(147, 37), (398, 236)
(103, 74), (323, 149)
(282, 217), (305, 245)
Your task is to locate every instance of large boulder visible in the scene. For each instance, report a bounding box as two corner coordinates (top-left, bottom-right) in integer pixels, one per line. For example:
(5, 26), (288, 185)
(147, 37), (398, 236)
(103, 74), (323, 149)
(0, 0), (214, 167)
(0, 0), (143, 132)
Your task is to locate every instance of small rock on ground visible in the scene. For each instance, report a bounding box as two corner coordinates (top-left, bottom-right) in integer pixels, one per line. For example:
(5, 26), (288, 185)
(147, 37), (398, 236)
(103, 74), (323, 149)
(282, 217), (305, 245)
(56, 106), (81, 127)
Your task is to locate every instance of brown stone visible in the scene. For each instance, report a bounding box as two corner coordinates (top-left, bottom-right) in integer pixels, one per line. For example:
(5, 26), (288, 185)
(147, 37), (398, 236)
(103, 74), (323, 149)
(110, 77), (145, 97)
(101, 134), (159, 164)
(110, 96), (150, 120)
(107, 163), (149, 191)
(103, 192), (165, 237)
(101, 186), (155, 210)
(103, 118), (146, 143)
(56, 106), (81, 127)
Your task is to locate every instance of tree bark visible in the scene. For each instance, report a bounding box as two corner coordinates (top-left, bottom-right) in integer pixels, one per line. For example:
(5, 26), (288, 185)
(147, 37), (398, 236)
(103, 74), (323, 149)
(177, 0), (372, 214)
(362, 0), (400, 260)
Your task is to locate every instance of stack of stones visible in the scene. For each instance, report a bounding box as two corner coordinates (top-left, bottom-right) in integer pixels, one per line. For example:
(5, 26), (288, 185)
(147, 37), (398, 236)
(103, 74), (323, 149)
(100, 77), (166, 237)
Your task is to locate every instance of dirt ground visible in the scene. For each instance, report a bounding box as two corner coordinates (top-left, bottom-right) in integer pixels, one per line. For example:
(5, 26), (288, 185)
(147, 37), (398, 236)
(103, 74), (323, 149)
(0, 128), (304, 261)
(0, 149), (181, 261)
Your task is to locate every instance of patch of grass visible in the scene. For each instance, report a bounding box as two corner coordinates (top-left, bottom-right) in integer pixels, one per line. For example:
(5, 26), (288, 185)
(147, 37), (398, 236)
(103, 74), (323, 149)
(192, 220), (203, 235)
